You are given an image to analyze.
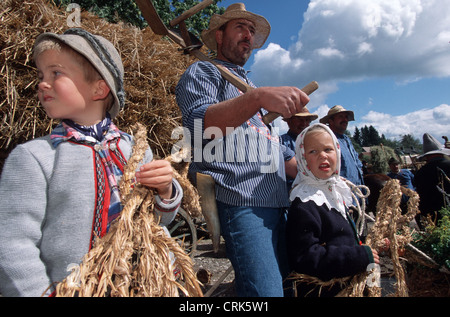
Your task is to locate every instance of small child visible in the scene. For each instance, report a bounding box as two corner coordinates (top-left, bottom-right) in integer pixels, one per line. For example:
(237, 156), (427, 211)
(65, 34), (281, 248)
(286, 123), (378, 297)
(0, 29), (182, 297)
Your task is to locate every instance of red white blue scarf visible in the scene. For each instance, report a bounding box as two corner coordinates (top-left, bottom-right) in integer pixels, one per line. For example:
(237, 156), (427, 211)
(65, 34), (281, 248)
(51, 119), (126, 240)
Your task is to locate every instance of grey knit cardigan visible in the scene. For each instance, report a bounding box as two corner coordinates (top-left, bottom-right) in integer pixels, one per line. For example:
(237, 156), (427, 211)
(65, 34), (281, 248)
(0, 133), (182, 296)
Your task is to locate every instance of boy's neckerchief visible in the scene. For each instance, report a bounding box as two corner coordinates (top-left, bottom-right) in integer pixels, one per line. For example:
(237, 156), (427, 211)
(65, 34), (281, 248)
(62, 113), (112, 142)
(50, 118), (124, 235)
(50, 114), (119, 148)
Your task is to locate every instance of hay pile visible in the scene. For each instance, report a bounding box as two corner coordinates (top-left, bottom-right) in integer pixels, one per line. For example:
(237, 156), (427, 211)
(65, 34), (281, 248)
(1, 0), (193, 168)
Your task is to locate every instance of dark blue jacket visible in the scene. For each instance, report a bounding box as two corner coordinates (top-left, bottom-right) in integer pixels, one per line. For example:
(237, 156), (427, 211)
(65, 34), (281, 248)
(287, 199), (374, 296)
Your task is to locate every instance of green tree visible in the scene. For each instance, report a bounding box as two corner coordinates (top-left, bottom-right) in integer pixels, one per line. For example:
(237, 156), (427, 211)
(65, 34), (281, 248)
(360, 125), (370, 147)
(167, 0), (225, 37)
(380, 134), (399, 150)
(55, 0), (147, 28)
(55, 0), (224, 36)
(353, 126), (362, 146)
(359, 125), (383, 147)
(367, 125), (381, 146)
(370, 145), (397, 173)
(399, 134), (422, 154)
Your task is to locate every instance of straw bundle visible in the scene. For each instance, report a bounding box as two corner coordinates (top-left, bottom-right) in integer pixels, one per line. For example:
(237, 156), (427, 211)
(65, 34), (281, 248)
(344, 179), (419, 297)
(55, 123), (203, 297)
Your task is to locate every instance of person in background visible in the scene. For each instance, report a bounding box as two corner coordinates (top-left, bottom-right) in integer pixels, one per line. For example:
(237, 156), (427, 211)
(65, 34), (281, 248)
(281, 107), (318, 192)
(320, 105), (364, 186)
(387, 157), (415, 190)
(415, 133), (450, 229)
(387, 157), (416, 213)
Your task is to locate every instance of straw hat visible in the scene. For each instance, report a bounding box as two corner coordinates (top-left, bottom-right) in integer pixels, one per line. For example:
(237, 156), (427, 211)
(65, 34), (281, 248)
(201, 3), (271, 51)
(283, 107), (318, 121)
(34, 28), (125, 119)
(417, 133), (450, 160)
(319, 105), (355, 124)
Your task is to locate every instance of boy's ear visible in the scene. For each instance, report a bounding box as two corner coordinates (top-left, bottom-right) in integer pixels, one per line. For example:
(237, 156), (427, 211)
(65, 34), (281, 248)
(92, 80), (111, 101)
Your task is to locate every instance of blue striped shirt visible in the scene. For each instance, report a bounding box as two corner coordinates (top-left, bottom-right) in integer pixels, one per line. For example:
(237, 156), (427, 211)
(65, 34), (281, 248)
(280, 130), (298, 192)
(176, 60), (294, 207)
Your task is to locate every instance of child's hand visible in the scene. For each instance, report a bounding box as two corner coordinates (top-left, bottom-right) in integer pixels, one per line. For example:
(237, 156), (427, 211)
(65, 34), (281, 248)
(135, 160), (173, 199)
(379, 238), (390, 253)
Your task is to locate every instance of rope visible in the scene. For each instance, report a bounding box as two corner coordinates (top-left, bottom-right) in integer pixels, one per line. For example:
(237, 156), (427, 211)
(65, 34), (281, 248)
(344, 180), (370, 236)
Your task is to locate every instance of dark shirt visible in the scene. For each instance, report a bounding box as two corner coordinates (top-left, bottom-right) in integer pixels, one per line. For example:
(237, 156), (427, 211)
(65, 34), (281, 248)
(286, 199), (374, 296)
(415, 157), (450, 217)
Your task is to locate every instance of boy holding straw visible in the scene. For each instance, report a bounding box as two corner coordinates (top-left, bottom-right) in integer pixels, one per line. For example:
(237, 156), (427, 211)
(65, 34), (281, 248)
(0, 29), (182, 297)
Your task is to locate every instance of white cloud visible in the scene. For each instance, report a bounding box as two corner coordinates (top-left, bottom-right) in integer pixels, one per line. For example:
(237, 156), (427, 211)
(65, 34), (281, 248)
(252, 0), (450, 84)
(355, 104), (450, 141)
(249, 0), (450, 143)
(306, 104), (450, 144)
(276, 104), (449, 146)
(357, 42), (373, 56)
(315, 47), (344, 59)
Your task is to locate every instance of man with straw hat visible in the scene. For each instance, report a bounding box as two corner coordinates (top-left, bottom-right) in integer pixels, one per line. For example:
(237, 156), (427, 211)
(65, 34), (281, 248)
(176, 3), (311, 296)
(281, 107), (319, 152)
(414, 133), (450, 229)
(320, 105), (364, 186)
(281, 107), (318, 191)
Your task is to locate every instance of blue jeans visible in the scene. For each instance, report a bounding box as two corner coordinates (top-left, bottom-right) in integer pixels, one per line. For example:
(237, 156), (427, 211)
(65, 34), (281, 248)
(217, 201), (289, 297)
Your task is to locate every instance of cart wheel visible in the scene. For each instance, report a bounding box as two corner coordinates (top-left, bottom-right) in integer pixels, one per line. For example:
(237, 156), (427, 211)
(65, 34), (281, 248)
(167, 208), (197, 257)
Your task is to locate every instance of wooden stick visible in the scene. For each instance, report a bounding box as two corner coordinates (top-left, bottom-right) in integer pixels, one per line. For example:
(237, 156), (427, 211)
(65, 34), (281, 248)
(170, 0), (214, 27)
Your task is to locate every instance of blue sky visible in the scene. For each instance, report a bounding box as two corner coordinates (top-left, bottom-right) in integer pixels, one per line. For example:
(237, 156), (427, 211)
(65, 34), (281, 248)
(217, 0), (450, 144)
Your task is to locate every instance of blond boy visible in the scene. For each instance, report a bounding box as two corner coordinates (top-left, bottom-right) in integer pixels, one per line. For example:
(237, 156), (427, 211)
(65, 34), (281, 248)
(0, 29), (182, 296)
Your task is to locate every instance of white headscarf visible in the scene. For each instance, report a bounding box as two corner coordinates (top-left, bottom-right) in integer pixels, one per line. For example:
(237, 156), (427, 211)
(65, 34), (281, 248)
(289, 123), (353, 219)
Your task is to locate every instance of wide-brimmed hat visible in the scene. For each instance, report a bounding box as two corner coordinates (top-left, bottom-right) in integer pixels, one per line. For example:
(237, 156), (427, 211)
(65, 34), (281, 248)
(34, 28), (125, 119)
(283, 107), (318, 121)
(417, 133), (450, 160)
(201, 3), (271, 52)
(320, 105), (355, 124)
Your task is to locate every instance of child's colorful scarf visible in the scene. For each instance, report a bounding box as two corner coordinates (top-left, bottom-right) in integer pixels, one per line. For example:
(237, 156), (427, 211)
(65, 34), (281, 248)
(51, 118), (125, 234)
